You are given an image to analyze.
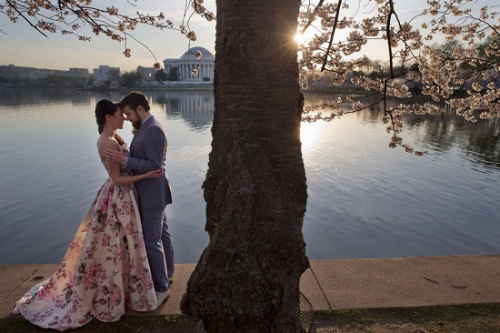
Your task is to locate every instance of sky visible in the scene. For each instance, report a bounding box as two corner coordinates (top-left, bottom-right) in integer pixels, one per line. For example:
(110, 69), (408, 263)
(0, 0), (217, 72)
(0, 0), (497, 72)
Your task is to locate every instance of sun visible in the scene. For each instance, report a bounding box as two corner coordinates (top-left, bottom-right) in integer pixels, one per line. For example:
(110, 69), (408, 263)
(294, 33), (305, 45)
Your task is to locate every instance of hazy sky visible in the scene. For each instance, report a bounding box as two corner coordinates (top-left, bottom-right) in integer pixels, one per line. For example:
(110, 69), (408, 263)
(0, 0), (496, 72)
(0, 0), (217, 72)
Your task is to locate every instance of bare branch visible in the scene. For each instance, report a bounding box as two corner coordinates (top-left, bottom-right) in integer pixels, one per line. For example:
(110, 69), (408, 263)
(321, 0), (342, 72)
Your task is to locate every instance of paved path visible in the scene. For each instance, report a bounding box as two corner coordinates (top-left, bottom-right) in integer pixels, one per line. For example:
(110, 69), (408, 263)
(1, 254), (499, 318)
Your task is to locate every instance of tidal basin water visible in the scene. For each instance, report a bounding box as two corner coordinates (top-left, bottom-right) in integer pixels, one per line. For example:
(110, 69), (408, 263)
(0, 89), (499, 264)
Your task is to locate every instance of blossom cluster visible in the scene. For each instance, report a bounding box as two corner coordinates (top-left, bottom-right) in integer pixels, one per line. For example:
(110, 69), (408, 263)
(297, 0), (499, 155)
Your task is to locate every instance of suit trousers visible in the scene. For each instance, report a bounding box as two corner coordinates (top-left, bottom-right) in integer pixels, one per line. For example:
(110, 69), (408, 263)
(139, 207), (175, 292)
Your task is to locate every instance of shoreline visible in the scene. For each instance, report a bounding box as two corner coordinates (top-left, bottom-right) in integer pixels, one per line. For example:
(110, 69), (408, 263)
(2, 255), (500, 331)
(2, 254), (499, 317)
(1, 84), (368, 93)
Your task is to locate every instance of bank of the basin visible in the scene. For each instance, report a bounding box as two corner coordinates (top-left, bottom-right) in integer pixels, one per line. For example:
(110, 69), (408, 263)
(2, 254), (500, 321)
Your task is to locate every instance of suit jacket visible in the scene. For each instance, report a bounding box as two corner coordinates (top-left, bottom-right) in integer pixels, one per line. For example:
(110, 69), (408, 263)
(127, 115), (173, 210)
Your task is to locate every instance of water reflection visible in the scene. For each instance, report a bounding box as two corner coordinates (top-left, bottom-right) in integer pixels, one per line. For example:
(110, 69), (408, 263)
(0, 89), (499, 264)
(300, 121), (330, 151)
(303, 92), (500, 171)
(406, 105), (499, 170)
(0, 89), (497, 169)
(152, 91), (214, 131)
(0, 88), (92, 107)
(463, 126), (500, 171)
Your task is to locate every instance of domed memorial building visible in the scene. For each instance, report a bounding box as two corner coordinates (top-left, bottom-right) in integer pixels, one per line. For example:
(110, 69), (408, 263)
(163, 46), (215, 82)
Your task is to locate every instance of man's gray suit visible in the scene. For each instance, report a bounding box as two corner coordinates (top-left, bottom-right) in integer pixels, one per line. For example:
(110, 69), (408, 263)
(127, 115), (173, 293)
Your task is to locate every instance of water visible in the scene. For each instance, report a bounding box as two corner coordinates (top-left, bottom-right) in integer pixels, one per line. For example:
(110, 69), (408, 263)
(0, 88), (498, 264)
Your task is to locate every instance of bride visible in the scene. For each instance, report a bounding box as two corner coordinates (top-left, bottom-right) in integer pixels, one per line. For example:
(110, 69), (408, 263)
(12, 99), (162, 331)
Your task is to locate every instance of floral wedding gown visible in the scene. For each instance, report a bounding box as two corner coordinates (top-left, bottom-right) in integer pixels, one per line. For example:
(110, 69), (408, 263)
(13, 148), (157, 331)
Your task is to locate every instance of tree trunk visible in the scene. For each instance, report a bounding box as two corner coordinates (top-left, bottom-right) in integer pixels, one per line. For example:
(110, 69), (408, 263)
(181, 0), (309, 331)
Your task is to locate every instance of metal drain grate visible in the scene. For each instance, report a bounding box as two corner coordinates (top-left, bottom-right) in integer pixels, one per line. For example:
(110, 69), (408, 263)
(300, 291), (316, 333)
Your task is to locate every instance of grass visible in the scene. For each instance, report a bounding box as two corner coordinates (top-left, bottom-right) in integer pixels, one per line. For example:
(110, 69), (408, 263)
(314, 303), (500, 332)
(1, 304), (499, 332)
(0, 315), (200, 333)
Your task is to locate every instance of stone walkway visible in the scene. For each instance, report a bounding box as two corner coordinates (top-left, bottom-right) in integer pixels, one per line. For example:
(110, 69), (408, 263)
(1, 254), (499, 318)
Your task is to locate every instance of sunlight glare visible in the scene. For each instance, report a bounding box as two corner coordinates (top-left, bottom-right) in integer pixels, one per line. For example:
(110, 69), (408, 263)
(294, 33), (305, 45)
(300, 121), (328, 151)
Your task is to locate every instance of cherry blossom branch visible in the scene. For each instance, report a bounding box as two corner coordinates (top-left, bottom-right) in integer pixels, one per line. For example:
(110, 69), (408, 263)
(300, 0), (326, 34)
(4, 0), (48, 36)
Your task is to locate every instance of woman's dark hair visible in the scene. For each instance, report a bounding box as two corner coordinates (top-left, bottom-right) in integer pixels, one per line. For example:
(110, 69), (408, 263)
(95, 99), (125, 146)
(95, 99), (116, 134)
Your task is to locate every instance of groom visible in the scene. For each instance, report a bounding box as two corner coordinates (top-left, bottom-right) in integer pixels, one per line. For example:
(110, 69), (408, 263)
(106, 91), (173, 306)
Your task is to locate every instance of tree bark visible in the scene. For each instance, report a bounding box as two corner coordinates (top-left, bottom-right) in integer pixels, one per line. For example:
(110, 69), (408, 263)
(181, 0), (309, 332)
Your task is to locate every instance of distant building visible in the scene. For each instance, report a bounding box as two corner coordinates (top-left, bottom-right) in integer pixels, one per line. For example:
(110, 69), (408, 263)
(163, 46), (214, 82)
(93, 65), (120, 82)
(137, 66), (156, 81)
(68, 68), (89, 79)
(0, 65), (35, 80)
(0, 65), (89, 81)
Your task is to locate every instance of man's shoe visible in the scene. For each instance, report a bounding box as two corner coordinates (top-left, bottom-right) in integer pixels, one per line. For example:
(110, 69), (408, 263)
(155, 289), (170, 308)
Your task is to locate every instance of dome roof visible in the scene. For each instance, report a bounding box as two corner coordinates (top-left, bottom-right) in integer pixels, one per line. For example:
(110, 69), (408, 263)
(180, 46), (214, 61)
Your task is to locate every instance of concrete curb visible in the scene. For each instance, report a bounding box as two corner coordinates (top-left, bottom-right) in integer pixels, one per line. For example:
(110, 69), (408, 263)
(2, 255), (500, 319)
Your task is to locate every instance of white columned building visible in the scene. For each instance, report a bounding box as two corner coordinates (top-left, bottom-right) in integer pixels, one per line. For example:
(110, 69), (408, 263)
(163, 46), (215, 82)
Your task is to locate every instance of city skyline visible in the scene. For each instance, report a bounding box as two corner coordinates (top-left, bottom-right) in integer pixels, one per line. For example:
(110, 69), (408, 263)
(0, 46), (216, 85)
